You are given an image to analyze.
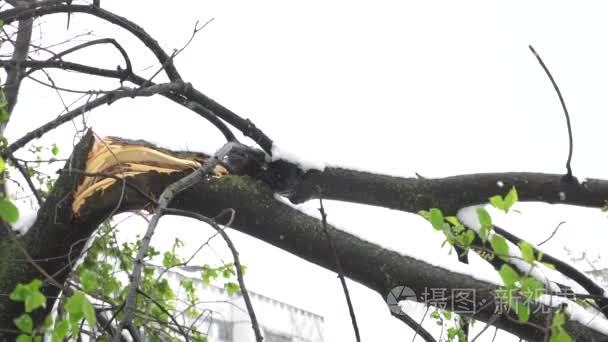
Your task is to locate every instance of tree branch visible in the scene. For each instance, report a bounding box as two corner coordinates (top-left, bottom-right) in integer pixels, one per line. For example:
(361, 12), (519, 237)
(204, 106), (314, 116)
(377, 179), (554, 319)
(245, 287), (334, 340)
(280, 167), (608, 214)
(2, 135), (607, 341)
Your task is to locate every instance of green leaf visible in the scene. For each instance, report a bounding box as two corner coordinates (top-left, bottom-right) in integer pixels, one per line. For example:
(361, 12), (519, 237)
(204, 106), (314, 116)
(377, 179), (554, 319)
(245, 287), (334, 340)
(25, 291), (46, 312)
(464, 230), (476, 246)
(80, 269), (98, 292)
(224, 282), (240, 295)
(54, 319), (69, 339)
(553, 312), (566, 327)
(518, 241), (535, 263)
(65, 291), (85, 314)
(42, 314), (53, 330)
(81, 296), (96, 327)
(520, 277), (545, 300)
(515, 302), (530, 322)
(0, 198), (19, 223)
(10, 284), (30, 302)
(418, 210), (430, 219)
(51, 144), (59, 156)
(504, 187), (518, 212)
(479, 226), (489, 242)
(445, 216), (462, 227)
(16, 335), (32, 342)
(543, 261), (556, 270)
(490, 234), (509, 259)
(476, 207), (492, 228)
(14, 314), (33, 333)
(498, 264), (519, 287)
(0, 156), (5, 173)
(10, 280), (42, 302)
(489, 196), (504, 211)
(550, 331), (572, 342)
(429, 208), (444, 231)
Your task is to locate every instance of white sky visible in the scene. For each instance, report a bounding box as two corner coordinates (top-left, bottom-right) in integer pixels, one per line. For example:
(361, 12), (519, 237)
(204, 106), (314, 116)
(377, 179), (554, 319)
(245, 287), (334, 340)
(5, 1), (608, 340)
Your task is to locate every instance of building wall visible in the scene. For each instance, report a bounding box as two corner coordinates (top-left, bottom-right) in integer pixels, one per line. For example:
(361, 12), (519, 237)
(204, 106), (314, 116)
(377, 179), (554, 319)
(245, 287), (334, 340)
(164, 269), (324, 342)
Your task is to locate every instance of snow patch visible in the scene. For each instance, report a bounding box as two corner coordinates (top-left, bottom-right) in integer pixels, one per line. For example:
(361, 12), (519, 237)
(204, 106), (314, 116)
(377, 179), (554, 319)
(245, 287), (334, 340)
(11, 207), (38, 235)
(537, 295), (608, 336)
(271, 143), (325, 172)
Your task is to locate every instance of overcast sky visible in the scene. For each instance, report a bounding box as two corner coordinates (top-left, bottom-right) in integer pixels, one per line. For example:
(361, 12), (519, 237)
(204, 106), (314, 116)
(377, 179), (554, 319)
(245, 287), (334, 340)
(6, 1), (608, 340)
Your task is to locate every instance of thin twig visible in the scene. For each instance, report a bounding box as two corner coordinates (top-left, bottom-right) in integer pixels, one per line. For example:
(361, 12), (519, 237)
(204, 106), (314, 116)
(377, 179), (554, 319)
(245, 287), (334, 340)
(7, 154), (44, 205)
(318, 197), (361, 342)
(391, 309), (436, 342)
(164, 208), (264, 342)
(529, 45), (574, 180)
(3, 82), (188, 156)
(538, 221), (566, 246)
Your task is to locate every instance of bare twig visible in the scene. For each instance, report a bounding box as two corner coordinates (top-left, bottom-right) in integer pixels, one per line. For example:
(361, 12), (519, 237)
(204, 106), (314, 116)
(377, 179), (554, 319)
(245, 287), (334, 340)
(391, 309), (437, 342)
(7, 154), (43, 205)
(538, 221), (566, 246)
(2, 0), (33, 129)
(529, 45), (574, 180)
(164, 208), (264, 342)
(3, 81), (189, 156)
(318, 197), (361, 342)
(0, 59), (237, 145)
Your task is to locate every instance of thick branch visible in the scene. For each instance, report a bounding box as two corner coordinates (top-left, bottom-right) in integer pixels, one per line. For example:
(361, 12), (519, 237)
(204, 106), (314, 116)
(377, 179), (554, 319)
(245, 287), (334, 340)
(281, 167), (608, 214)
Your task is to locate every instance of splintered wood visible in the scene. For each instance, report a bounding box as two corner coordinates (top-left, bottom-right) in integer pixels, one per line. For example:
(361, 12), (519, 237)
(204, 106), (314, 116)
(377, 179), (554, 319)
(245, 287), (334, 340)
(72, 136), (228, 215)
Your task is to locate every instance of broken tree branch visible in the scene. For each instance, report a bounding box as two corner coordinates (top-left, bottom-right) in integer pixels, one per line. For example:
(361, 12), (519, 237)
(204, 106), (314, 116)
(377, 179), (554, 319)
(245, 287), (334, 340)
(117, 142), (235, 340)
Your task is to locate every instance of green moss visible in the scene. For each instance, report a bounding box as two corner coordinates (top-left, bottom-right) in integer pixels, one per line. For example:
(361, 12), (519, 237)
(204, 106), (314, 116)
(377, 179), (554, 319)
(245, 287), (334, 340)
(213, 175), (266, 195)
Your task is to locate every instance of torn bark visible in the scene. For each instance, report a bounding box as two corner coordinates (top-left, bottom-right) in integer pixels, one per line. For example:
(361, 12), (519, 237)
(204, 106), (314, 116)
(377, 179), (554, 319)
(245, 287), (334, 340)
(1, 133), (607, 341)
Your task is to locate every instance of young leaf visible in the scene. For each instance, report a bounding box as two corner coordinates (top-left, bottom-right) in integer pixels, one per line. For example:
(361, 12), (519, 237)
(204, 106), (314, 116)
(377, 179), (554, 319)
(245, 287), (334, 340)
(80, 269), (98, 292)
(54, 319), (69, 341)
(445, 216), (462, 227)
(224, 282), (240, 295)
(476, 207), (492, 228)
(0, 156), (5, 173)
(25, 291), (46, 312)
(51, 144), (60, 156)
(16, 335), (32, 342)
(518, 241), (535, 263)
(490, 234), (509, 259)
(13, 314), (33, 333)
(552, 312), (566, 327)
(65, 291), (85, 315)
(504, 187), (518, 212)
(0, 198), (19, 223)
(81, 296), (97, 327)
(550, 331), (572, 342)
(489, 195), (504, 211)
(429, 208), (444, 231)
(479, 226), (489, 242)
(515, 302), (530, 322)
(520, 277), (544, 301)
(464, 230), (476, 246)
(498, 264), (519, 287)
